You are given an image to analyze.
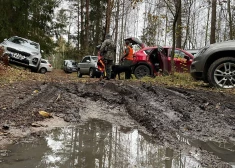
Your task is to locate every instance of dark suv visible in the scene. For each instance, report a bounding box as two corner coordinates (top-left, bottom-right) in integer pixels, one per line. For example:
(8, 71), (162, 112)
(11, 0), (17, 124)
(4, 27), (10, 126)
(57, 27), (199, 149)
(190, 40), (235, 88)
(0, 36), (42, 72)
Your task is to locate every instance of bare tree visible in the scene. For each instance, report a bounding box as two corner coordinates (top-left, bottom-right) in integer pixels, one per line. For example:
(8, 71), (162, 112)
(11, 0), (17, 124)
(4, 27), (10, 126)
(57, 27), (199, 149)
(84, 0), (90, 53)
(163, 0), (181, 74)
(114, 0), (120, 64)
(176, 0), (182, 48)
(182, 0), (193, 49)
(227, 0), (233, 40)
(210, 0), (216, 44)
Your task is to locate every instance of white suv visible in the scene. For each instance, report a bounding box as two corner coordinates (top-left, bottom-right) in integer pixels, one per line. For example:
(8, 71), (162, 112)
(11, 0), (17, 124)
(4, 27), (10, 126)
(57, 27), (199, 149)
(38, 59), (53, 74)
(0, 36), (42, 72)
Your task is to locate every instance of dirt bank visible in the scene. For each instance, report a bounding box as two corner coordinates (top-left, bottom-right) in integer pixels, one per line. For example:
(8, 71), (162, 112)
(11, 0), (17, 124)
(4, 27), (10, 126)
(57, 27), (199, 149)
(0, 75), (234, 167)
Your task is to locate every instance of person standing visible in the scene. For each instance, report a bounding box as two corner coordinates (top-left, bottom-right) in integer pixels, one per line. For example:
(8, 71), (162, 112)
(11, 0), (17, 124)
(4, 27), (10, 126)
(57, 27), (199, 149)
(120, 40), (133, 79)
(100, 34), (116, 80)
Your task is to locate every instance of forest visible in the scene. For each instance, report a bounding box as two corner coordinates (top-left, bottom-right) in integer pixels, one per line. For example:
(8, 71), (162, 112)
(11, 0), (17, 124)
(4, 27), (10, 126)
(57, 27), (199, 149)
(0, 0), (233, 68)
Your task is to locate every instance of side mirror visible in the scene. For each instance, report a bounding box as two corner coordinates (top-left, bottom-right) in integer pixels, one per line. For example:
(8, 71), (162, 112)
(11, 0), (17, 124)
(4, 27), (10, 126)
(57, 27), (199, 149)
(86, 60), (91, 63)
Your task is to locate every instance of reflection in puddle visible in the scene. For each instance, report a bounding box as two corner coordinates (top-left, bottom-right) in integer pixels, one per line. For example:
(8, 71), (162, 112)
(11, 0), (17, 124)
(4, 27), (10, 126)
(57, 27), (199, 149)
(176, 133), (235, 167)
(0, 119), (234, 168)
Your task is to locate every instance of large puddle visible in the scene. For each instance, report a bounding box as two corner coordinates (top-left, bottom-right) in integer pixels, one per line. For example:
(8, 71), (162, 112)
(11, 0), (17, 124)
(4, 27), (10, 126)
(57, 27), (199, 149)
(0, 119), (235, 168)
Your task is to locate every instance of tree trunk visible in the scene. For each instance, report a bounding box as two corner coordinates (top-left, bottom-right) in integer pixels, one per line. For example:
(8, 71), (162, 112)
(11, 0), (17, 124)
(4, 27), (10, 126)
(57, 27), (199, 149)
(114, 0), (120, 64)
(119, 0), (125, 62)
(210, 0), (216, 44)
(171, 14), (178, 75)
(105, 0), (112, 37)
(93, 0), (102, 46)
(77, 0), (80, 50)
(85, 0), (90, 53)
(80, 0), (85, 51)
(182, 0), (193, 49)
(205, 6), (210, 46)
(176, 0), (182, 48)
(227, 0), (233, 40)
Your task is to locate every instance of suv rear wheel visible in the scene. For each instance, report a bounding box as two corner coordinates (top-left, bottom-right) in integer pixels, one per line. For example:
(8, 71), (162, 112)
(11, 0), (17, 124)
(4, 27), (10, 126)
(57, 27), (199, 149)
(89, 68), (95, 78)
(134, 65), (150, 79)
(208, 57), (235, 88)
(77, 69), (82, 78)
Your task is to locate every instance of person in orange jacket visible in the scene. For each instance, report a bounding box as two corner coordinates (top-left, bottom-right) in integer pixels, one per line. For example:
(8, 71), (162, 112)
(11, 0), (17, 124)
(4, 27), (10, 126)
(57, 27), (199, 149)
(120, 40), (133, 79)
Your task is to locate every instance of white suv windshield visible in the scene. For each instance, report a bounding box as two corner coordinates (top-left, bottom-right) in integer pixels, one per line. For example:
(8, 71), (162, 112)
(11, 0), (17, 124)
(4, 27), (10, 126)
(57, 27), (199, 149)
(91, 56), (98, 61)
(8, 37), (39, 50)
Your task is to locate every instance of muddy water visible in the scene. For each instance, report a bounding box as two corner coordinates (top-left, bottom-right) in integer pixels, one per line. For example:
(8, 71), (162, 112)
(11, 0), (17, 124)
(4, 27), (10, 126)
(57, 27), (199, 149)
(0, 119), (234, 168)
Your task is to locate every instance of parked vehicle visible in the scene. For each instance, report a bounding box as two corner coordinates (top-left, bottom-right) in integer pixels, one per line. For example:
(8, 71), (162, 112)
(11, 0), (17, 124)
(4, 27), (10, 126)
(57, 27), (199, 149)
(96, 37), (193, 79)
(190, 40), (235, 88)
(125, 37), (194, 79)
(38, 59), (53, 74)
(77, 55), (101, 78)
(63, 60), (78, 73)
(0, 36), (42, 72)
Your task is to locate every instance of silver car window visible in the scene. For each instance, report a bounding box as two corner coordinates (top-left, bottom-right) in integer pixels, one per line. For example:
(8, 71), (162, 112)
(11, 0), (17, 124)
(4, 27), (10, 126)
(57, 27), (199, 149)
(91, 56), (98, 61)
(82, 57), (90, 63)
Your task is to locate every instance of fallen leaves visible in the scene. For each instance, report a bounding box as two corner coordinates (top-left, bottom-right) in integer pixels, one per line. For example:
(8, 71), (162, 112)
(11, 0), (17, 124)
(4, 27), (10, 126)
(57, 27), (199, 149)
(39, 111), (53, 118)
(33, 90), (39, 94)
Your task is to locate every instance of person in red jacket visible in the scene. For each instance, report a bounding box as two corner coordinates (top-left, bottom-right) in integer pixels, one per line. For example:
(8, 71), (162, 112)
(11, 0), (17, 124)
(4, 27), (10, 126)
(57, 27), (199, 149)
(120, 40), (133, 79)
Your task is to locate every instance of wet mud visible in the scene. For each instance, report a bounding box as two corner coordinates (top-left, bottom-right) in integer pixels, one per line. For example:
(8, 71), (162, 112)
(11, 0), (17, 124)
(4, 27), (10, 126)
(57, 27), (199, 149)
(0, 79), (235, 167)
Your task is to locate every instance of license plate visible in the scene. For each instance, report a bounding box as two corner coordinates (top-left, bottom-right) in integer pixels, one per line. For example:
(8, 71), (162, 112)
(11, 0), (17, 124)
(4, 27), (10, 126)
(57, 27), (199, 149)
(6, 52), (26, 60)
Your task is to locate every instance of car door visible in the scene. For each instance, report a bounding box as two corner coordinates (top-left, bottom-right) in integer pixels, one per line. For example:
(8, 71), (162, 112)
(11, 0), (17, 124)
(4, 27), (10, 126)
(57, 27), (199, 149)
(157, 46), (169, 74)
(146, 47), (169, 74)
(79, 56), (90, 74)
(84, 56), (92, 74)
(173, 49), (193, 72)
(167, 48), (193, 72)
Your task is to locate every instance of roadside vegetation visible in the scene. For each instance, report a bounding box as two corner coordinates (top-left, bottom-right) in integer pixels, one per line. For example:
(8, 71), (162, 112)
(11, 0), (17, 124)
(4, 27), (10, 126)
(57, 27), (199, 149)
(1, 63), (234, 95)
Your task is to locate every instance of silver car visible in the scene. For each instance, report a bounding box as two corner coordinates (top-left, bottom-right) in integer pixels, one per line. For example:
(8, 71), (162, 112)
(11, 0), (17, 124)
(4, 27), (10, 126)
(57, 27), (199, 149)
(0, 36), (42, 72)
(190, 40), (235, 88)
(38, 59), (53, 74)
(63, 60), (78, 73)
(77, 55), (101, 78)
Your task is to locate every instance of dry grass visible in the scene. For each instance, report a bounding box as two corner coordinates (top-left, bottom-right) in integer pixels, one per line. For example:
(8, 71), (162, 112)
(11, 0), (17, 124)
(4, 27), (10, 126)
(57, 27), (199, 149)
(138, 73), (235, 95)
(0, 64), (234, 94)
(0, 64), (93, 86)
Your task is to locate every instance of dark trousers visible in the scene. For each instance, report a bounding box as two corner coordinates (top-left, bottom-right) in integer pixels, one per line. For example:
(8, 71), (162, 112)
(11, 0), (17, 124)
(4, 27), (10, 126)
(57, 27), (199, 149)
(104, 59), (113, 79)
(121, 60), (133, 79)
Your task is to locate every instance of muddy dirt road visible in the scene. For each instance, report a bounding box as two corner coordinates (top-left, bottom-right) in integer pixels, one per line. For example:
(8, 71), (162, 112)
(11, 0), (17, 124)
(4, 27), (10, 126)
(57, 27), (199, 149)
(0, 74), (235, 167)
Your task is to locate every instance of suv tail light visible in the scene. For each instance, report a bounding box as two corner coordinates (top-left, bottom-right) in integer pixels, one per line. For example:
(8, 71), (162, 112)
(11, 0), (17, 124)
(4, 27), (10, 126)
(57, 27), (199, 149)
(49, 64), (52, 67)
